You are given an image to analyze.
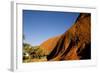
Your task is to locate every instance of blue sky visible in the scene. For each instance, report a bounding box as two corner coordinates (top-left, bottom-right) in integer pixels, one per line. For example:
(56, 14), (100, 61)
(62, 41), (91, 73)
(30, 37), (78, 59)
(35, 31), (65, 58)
(23, 10), (79, 46)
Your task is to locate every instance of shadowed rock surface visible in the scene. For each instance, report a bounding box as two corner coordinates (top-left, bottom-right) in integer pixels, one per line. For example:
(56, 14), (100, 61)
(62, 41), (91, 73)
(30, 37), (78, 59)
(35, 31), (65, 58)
(40, 13), (91, 61)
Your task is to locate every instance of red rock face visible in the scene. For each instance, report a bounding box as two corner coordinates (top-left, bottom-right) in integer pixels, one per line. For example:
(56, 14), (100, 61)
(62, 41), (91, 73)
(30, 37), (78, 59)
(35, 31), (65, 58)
(40, 13), (91, 61)
(40, 35), (61, 55)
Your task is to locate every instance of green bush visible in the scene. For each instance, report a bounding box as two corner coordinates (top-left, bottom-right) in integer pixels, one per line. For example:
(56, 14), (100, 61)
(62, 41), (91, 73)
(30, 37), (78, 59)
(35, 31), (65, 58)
(23, 43), (47, 62)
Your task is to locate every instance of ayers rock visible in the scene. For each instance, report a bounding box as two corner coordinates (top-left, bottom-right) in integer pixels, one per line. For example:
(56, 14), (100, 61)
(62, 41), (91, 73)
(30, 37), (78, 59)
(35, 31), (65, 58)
(40, 13), (91, 61)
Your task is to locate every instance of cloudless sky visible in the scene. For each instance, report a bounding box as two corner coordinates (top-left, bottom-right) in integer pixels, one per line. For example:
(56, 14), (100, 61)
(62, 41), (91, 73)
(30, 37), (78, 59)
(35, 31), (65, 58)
(23, 10), (79, 46)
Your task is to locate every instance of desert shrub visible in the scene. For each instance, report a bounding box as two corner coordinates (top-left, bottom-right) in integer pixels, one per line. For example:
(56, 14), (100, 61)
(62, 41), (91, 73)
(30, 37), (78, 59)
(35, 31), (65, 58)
(23, 43), (47, 62)
(30, 46), (47, 59)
